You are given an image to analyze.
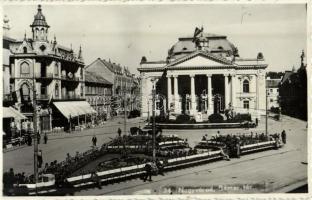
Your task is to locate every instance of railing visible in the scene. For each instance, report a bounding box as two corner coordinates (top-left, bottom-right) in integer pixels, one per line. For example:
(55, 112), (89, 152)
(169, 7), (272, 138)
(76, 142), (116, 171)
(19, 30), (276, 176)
(61, 75), (79, 82)
(38, 94), (49, 100)
(3, 94), (13, 101)
(13, 73), (60, 79)
(61, 94), (83, 100)
(237, 92), (256, 98)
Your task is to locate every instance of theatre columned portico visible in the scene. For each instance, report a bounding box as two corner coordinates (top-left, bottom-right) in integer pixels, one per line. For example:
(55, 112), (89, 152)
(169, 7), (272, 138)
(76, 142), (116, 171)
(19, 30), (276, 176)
(138, 28), (267, 121)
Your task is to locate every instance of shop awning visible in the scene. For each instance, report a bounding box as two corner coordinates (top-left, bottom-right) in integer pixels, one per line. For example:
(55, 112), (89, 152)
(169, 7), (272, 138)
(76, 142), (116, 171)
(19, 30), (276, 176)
(53, 101), (97, 119)
(3, 107), (27, 120)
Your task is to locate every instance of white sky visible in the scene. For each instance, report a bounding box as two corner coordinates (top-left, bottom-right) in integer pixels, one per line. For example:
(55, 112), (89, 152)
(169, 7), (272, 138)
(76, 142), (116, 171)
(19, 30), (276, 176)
(3, 4), (307, 75)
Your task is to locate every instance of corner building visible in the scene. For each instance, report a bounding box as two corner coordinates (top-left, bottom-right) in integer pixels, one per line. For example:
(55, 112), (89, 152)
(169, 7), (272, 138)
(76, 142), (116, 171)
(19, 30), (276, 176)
(7, 5), (94, 132)
(138, 29), (267, 120)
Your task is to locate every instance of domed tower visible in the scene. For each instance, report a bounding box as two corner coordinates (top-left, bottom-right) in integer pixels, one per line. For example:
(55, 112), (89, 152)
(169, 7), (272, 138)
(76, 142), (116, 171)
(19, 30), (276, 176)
(30, 5), (50, 41)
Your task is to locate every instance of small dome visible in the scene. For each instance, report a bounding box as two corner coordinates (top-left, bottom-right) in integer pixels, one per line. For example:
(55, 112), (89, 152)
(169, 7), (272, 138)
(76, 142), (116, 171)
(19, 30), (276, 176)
(30, 5), (49, 27)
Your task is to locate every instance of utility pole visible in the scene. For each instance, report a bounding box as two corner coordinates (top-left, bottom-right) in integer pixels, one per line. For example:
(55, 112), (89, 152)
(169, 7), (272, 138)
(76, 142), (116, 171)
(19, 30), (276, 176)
(152, 85), (156, 162)
(33, 64), (38, 195)
(265, 89), (268, 135)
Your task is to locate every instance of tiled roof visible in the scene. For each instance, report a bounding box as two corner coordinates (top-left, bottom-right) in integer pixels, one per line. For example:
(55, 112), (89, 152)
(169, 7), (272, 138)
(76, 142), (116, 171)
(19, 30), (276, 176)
(266, 79), (280, 88)
(85, 71), (112, 85)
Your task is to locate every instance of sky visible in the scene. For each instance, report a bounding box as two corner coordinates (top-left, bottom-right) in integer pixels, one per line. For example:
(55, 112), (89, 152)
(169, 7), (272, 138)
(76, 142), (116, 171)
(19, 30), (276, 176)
(3, 3), (307, 75)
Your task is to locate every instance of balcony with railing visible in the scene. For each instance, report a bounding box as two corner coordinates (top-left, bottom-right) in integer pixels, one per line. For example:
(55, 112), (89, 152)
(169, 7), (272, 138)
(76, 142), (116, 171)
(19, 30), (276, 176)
(38, 94), (49, 100)
(61, 74), (79, 82)
(237, 92), (256, 98)
(13, 73), (60, 79)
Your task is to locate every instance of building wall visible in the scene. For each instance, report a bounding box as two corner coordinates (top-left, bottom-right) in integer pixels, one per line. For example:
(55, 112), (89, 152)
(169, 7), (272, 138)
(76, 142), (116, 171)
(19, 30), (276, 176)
(267, 87), (279, 109)
(3, 44), (11, 96)
(139, 68), (266, 119)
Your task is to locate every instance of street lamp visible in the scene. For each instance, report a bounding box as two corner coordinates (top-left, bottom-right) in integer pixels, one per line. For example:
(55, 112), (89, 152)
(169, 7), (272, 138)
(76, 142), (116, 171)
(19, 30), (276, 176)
(151, 78), (156, 162)
(265, 88), (268, 135)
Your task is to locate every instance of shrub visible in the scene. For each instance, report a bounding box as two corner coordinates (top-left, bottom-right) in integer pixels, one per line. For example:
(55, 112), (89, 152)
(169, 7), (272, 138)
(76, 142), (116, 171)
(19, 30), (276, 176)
(176, 114), (191, 123)
(208, 113), (224, 123)
(270, 107), (280, 114)
(149, 115), (166, 123)
(233, 113), (252, 122)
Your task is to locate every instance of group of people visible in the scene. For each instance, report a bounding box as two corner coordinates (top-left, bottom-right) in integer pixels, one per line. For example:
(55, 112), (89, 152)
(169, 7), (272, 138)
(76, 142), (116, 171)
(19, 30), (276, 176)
(3, 168), (34, 195)
(142, 158), (164, 182)
(204, 130), (287, 147)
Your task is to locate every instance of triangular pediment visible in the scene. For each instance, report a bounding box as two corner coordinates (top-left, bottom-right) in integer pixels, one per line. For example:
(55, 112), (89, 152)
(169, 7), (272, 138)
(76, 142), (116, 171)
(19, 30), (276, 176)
(175, 55), (225, 67)
(167, 51), (233, 68)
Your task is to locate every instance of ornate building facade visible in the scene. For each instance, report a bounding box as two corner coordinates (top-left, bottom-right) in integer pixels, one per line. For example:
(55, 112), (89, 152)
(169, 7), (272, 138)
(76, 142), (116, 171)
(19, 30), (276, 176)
(86, 58), (140, 114)
(138, 28), (267, 121)
(5, 5), (95, 132)
(85, 71), (112, 120)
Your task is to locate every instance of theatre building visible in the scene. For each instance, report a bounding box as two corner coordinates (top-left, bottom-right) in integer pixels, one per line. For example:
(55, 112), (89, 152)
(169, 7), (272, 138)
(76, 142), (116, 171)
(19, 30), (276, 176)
(6, 5), (95, 132)
(138, 28), (267, 121)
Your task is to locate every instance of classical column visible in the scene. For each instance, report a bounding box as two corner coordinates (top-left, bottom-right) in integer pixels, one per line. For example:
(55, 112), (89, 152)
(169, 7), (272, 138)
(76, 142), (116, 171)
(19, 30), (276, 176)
(224, 74), (229, 109)
(256, 74), (259, 110)
(167, 76), (172, 111)
(173, 75), (179, 113)
(207, 74), (213, 114)
(231, 75), (236, 109)
(190, 74), (196, 114)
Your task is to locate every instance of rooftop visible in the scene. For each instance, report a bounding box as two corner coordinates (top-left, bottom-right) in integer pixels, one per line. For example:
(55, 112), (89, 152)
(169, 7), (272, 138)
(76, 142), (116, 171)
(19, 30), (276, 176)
(85, 71), (113, 85)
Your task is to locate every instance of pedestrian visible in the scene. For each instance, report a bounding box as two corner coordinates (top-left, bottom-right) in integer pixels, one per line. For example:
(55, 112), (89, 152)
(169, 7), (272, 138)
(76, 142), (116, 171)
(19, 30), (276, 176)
(27, 134), (32, 146)
(156, 159), (164, 176)
(143, 162), (152, 182)
(37, 132), (41, 144)
(281, 130), (286, 144)
(91, 171), (101, 189)
(44, 134), (48, 144)
(118, 128), (122, 137)
(38, 150), (43, 168)
(92, 135), (97, 146)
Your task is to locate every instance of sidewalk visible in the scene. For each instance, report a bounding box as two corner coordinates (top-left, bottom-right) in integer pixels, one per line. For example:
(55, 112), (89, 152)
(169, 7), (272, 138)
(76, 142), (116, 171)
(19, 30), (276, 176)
(3, 116), (146, 153)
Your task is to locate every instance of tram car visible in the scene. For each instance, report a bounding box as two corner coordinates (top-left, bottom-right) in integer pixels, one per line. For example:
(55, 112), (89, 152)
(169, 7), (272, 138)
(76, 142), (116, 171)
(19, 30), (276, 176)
(12, 174), (56, 196)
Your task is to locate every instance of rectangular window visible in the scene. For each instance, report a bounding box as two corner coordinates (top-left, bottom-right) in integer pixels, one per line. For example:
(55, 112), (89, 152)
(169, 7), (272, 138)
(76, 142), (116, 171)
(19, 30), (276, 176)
(80, 86), (83, 96)
(270, 99), (273, 102)
(41, 86), (46, 95)
(243, 100), (249, 109)
(270, 89), (273, 92)
(54, 64), (59, 76)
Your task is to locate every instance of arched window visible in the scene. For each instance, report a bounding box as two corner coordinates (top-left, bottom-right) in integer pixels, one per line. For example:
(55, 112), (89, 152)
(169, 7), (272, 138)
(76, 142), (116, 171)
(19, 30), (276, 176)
(55, 84), (59, 97)
(21, 83), (30, 101)
(20, 62), (30, 75)
(23, 47), (27, 53)
(243, 80), (249, 93)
